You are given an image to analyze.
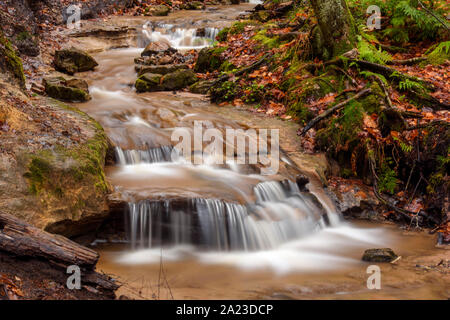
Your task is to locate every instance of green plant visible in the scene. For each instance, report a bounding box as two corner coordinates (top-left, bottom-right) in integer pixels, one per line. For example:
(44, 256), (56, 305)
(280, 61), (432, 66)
(243, 82), (265, 104)
(378, 159), (398, 194)
(357, 37), (392, 64)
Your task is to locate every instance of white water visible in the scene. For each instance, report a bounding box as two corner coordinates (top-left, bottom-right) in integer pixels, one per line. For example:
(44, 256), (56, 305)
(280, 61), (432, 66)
(141, 23), (220, 49)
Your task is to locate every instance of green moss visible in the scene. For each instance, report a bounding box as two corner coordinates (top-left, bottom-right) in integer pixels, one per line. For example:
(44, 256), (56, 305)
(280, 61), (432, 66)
(217, 27), (230, 42)
(219, 60), (237, 72)
(0, 30), (26, 87)
(252, 29), (280, 49)
(23, 101), (109, 203)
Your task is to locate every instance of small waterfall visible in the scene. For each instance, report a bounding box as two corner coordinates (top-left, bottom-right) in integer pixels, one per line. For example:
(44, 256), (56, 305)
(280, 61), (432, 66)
(115, 146), (174, 165)
(126, 180), (332, 251)
(140, 23), (220, 49)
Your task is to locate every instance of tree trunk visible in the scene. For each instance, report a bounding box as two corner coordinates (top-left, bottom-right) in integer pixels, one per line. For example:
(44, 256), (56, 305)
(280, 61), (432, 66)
(309, 0), (357, 58)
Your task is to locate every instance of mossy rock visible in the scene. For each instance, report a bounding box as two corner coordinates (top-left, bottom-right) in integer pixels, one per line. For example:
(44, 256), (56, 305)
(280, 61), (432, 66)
(182, 1), (205, 10)
(136, 64), (188, 76)
(189, 80), (215, 94)
(161, 69), (198, 90)
(135, 73), (163, 92)
(54, 48), (98, 75)
(362, 248), (398, 263)
(20, 99), (110, 237)
(0, 30), (26, 88)
(194, 47), (226, 73)
(152, 5), (170, 16)
(216, 27), (230, 42)
(43, 77), (91, 102)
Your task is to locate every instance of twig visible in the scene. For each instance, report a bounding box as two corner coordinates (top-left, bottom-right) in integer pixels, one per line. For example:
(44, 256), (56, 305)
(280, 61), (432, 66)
(417, 0), (450, 32)
(299, 88), (372, 136)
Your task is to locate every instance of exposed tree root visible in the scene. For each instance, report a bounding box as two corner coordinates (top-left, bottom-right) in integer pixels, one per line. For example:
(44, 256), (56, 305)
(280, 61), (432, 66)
(299, 88), (372, 136)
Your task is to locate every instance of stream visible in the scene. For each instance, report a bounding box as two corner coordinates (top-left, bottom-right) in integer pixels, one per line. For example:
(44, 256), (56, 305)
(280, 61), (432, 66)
(71, 4), (448, 300)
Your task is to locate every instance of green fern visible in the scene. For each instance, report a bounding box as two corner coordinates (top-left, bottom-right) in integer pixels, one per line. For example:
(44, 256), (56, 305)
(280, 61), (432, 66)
(425, 41), (450, 65)
(357, 38), (393, 64)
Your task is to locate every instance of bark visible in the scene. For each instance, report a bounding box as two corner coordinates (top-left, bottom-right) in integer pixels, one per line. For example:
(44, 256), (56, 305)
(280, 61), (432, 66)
(309, 0), (357, 57)
(0, 212), (99, 268)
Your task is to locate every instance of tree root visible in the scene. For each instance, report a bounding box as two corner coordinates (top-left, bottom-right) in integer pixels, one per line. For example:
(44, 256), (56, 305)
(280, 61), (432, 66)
(299, 88), (371, 136)
(386, 57), (427, 66)
(210, 53), (272, 88)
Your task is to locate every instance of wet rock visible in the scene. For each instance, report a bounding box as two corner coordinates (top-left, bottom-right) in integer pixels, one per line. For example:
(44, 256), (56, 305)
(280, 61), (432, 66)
(194, 47), (225, 73)
(151, 5), (170, 16)
(141, 40), (175, 57)
(161, 69), (198, 91)
(136, 64), (188, 76)
(135, 73), (163, 92)
(158, 55), (173, 65)
(54, 48), (98, 75)
(362, 248), (398, 263)
(43, 77), (91, 102)
(182, 1), (206, 10)
(189, 80), (215, 94)
(296, 174), (310, 192)
(156, 108), (176, 121)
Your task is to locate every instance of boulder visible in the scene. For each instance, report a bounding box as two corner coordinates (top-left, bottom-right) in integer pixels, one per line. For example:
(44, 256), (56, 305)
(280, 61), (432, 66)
(362, 248), (398, 263)
(135, 73), (163, 92)
(43, 77), (91, 102)
(152, 5), (170, 16)
(54, 48), (98, 75)
(182, 1), (206, 10)
(161, 69), (198, 91)
(189, 80), (215, 94)
(194, 47), (226, 73)
(136, 64), (189, 76)
(141, 40), (175, 57)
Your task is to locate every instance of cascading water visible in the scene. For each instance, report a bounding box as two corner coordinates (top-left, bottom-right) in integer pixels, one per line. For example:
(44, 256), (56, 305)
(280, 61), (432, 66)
(125, 178), (334, 251)
(140, 22), (220, 49)
(115, 146), (174, 165)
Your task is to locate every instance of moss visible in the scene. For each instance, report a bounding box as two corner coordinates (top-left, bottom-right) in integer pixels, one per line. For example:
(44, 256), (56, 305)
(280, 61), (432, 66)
(194, 47), (227, 73)
(219, 60), (237, 72)
(23, 101), (110, 207)
(217, 27), (230, 42)
(0, 30), (26, 88)
(252, 29), (280, 49)
(210, 80), (237, 103)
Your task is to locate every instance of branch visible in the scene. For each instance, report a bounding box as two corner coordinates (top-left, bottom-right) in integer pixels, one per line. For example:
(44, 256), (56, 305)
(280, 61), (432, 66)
(417, 0), (450, 32)
(299, 88), (372, 136)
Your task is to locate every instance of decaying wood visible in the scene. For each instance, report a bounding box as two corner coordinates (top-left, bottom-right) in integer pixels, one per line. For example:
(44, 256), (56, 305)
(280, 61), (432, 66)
(299, 88), (372, 136)
(0, 212), (98, 268)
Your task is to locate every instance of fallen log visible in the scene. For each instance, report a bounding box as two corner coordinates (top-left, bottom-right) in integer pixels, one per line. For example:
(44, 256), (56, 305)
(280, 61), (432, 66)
(0, 212), (98, 268)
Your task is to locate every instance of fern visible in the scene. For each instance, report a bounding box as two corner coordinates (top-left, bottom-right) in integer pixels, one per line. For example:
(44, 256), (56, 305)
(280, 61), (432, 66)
(425, 41), (450, 65)
(378, 159), (398, 194)
(357, 38), (392, 64)
(360, 71), (388, 85)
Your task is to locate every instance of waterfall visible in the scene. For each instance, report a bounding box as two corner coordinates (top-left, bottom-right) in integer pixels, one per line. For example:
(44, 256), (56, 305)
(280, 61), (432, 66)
(140, 23), (220, 49)
(115, 146), (174, 165)
(126, 180), (331, 251)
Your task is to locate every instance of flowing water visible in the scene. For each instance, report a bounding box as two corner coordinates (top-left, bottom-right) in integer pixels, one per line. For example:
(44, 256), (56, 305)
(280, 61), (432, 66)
(72, 6), (447, 300)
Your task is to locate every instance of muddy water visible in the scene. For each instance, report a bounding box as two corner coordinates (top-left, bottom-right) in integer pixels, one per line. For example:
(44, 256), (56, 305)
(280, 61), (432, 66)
(73, 6), (449, 300)
(96, 222), (449, 300)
